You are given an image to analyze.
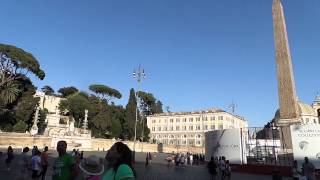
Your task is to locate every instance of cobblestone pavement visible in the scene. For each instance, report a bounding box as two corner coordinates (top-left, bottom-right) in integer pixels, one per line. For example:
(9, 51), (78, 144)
(0, 149), (289, 180)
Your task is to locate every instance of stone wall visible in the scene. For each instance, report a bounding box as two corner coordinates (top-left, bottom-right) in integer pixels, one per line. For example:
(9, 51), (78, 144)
(0, 133), (204, 154)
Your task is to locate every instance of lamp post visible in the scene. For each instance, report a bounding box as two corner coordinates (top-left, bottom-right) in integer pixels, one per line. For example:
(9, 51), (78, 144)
(133, 64), (146, 160)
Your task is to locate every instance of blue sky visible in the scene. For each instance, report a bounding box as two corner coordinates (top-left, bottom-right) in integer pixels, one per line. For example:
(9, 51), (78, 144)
(1, 0), (319, 127)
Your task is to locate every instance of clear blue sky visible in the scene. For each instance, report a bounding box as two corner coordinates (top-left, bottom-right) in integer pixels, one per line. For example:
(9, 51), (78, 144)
(1, 0), (319, 127)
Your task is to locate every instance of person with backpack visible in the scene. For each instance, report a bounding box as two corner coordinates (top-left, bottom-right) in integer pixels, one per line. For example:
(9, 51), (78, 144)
(31, 150), (42, 179)
(207, 157), (217, 180)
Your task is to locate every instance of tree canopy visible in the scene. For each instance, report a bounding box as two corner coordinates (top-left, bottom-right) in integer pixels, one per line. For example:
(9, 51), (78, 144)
(58, 86), (78, 97)
(89, 84), (122, 103)
(0, 44), (45, 87)
(41, 85), (54, 95)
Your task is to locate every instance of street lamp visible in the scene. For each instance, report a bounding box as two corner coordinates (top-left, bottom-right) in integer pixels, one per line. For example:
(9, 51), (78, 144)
(133, 64), (146, 160)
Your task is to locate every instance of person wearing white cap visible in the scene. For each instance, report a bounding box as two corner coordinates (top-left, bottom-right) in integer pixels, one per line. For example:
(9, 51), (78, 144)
(79, 155), (104, 180)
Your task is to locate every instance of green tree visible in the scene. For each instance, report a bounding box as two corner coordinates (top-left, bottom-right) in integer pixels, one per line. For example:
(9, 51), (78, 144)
(0, 81), (21, 106)
(123, 88), (137, 140)
(58, 86), (78, 97)
(0, 44), (45, 87)
(14, 85), (40, 127)
(38, 108), (48, 134)
(155, 100), (163, 113)
(89, 84), (122, 103)
(59, 92), (91, 127)
(12, 121), (28, 133)
(41, 85), (54, 95)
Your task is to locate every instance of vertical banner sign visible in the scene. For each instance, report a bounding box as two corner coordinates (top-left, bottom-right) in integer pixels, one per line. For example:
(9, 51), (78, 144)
(205, 128), (242, 164)
(290, 124), (320, 169)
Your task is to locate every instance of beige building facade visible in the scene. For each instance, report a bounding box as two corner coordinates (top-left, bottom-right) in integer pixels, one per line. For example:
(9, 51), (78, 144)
(147, 108), (248, 147)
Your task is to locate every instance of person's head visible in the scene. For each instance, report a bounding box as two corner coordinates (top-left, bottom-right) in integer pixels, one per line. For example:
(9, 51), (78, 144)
(293, 160), (298, 167)
(226, 160), (229, 164)
(304, 157), (309, 163)
(35, 150), (41, 156)
(8, 146), (13, 152)
(23, 147), (29, 153)
(210, 156), (214, 161)
(57, 140), (67, 156)
(44, 146), (48, 152)
(106, 142), (135, 176)
(222, 156), (226, 160)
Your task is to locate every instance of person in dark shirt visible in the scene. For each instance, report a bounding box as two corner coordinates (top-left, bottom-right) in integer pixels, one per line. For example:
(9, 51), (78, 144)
(207, 157), (217, 180)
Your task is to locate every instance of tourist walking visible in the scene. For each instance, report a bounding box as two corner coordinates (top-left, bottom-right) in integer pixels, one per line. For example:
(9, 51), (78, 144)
(148, 152), (152, 164)
(52, 140), (78, 180)
(40, 146), (49, 180)
(79, 155), (104, 180)
(302, 157), (315, 180)
(207, 157), (217, 180)
(103, 142), (135, 180)
(224, 160), (231, 180)
(16, 147), (31, 180)
(189, 154), (193, 166)
(31, 150), (42, 179)
(5, 146), (14, 171)
(219, 156), (226, 180)
(291, 160), (300, 180)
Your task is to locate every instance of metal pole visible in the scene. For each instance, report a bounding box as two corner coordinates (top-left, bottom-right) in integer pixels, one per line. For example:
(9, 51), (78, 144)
(133, 65), (145, 160)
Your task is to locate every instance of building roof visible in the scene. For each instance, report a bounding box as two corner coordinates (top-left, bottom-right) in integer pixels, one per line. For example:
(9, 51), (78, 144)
(298, 101), (317, 115)
(274, 101), (317, 120)
(148, 108), (246, 120)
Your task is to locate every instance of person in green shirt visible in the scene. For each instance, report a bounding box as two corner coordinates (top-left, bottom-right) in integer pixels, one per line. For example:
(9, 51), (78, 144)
(52, 140), (78, 180)
(103, 142), (136, 180)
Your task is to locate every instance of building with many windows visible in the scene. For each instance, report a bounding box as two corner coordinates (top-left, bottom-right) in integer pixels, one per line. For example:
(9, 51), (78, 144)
(147, 108), (248, 147)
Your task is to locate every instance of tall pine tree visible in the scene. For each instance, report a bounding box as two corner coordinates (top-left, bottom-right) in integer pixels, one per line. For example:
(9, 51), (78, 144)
(123, 88), (137, 140)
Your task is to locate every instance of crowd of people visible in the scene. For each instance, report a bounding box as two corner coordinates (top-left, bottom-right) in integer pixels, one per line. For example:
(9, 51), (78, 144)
(1, 141), (136, 180)
(207, 156), (231, 180)
(1, 142), (319, 180)
(165, 153), (205, 167)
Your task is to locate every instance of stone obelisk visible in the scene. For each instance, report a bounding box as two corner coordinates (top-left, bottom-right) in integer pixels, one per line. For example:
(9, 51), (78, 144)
(272, 0), (300, 124)
(272, 0), (300, 149)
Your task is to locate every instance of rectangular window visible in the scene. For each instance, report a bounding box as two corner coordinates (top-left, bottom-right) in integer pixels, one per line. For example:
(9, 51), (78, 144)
(189, 126), (193, 130)
(163, 127), (167, 131)
(189, 118), (193, 122)
(196, 125), (201, 130)
(203, 116), (208, 121)
(211, 125), (215, 130)
(182, 118), (187, 122)
(170, 119), (174, 123)
(164, 119), (168, 123)
(152, 127), (155, 131)
(204, 125), (208, 130)
(152, 120), (156, 123)
(182, 126), (186, 131)
(176, 118), (180, 123)
(176, 126), (180, 131)
(219, 125), (223, 130)
(157, 127), (161, 131)
(196, 140), (201, 145)
(211, 116), (215, 121)
(196, 117), (200, 121)
(169, 126), (173, 131)
(218, 116), (223, 120)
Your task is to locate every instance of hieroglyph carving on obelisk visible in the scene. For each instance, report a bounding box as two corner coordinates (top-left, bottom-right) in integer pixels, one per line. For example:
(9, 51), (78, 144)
(272, 0), (299, 120)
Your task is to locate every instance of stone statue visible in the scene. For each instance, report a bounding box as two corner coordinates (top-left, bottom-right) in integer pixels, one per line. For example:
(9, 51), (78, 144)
(83, 109), (88, 130)
(30, 107), (40, 135)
